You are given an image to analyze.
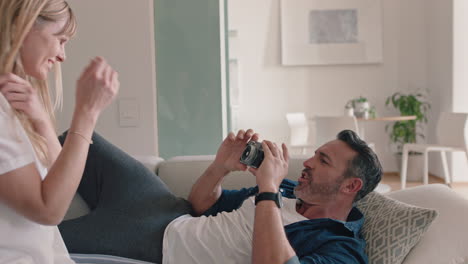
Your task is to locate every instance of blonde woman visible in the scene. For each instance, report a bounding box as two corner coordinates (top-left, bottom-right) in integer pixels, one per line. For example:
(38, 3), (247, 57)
(0, 0), (119, 262)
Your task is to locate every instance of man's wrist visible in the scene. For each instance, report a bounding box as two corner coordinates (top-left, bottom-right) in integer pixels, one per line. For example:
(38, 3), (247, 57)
(255, 191), (283, 208)
(208, 162), (230, 177)
(258, 184), (279, 193)
(255, 199), (278, 208)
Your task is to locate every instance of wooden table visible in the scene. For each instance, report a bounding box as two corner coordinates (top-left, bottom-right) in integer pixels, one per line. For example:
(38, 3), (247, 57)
(357, 115), (417, 122)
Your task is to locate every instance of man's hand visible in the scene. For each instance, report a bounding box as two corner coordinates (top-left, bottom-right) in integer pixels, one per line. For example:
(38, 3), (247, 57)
(212, 129), (259, 173)
(251, 141), (296, 264)
(188, 129), (259, 215)
(250, 141), (289, 193)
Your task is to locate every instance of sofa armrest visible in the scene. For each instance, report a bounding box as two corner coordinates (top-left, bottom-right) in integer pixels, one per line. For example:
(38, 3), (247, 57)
(388, 184), (468, 264)
(132, 155), (165, 174)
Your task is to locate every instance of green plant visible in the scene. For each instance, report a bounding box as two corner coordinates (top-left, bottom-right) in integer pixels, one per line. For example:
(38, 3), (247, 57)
(346, 96), (367, 108)
(355, 96), (368, 103)
(385, 92), (431, 153)
(352, 96), (368, 104)
(368, 106), (377, 119)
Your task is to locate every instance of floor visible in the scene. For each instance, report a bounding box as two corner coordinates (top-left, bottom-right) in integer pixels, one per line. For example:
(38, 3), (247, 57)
(382, 172), (468, 200)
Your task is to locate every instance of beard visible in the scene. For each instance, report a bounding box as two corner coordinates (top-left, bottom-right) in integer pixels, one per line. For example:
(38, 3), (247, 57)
(294, 169), (345, 201)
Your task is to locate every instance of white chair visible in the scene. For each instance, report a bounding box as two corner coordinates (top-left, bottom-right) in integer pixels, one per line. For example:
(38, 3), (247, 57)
(286, 113), (315, 154)
(314, 116), (361, 146)
(314, 115), (375, 150)
(400, 112), (468, 189)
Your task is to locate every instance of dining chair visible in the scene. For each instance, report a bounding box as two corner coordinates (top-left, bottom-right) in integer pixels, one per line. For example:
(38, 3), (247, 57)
(314, 115), (376, 150)
(314, 115), (361, 147)
(285, 112), (315, 154)
(400, 112), (468, 189)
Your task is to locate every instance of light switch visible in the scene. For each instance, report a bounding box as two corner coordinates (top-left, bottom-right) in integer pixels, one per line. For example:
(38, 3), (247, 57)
(118, 98), (139, 127)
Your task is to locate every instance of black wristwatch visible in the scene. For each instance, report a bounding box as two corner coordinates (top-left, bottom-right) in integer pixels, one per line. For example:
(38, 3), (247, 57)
(255, 192), (283, 208)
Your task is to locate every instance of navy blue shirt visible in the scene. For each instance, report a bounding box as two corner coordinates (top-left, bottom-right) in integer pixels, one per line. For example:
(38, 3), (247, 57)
(203, 179), (368, 264)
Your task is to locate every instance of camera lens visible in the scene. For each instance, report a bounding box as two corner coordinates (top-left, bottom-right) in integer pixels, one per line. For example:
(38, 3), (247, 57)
(240, 141), (264, 168)
(241, 145), (253, 161)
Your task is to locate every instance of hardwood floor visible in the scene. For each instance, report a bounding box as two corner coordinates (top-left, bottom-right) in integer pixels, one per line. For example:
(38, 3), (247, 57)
(381, 172), (468, 200)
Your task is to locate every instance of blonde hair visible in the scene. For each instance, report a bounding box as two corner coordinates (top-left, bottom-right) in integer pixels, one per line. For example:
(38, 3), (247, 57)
(0, 0), (76, 165)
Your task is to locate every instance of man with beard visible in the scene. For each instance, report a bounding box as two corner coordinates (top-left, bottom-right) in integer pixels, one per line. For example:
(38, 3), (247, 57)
(163, 129), (382, 264)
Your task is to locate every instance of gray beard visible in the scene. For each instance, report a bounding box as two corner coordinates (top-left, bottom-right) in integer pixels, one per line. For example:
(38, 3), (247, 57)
(294, 176), (344, 200)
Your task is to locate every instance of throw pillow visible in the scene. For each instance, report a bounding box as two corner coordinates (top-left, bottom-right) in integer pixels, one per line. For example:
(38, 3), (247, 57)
(356, 192), (438, 264)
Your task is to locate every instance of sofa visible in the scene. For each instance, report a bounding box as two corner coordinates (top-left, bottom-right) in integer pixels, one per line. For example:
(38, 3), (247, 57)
(66, 155), (468, 264)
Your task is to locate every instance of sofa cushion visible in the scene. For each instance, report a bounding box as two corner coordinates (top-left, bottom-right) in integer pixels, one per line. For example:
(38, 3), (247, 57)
(64, 193), (90, 221)
(356, 191), (438, 264)
(387, 184), (468, 264)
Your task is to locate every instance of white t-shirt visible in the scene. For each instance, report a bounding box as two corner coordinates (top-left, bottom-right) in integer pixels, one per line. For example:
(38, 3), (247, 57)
(162, 196), (307, 264)
(0, 94), (74, 264)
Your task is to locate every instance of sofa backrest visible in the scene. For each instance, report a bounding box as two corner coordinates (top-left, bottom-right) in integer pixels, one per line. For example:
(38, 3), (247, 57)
(157, 155), (308, 199)
(65, 154), (308, 219)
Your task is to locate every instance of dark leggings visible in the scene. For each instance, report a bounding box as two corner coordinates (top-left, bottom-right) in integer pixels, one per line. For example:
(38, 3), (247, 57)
(58, 132), (192, 264)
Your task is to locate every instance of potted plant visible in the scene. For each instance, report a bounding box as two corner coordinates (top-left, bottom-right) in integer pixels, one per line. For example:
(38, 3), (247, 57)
(344, 101), (354, 116)
(385, 91), (431, 180)
(352, 96), (370, 119)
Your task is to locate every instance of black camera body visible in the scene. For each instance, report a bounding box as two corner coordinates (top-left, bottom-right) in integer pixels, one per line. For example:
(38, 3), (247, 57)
(240, 141), (264, 168)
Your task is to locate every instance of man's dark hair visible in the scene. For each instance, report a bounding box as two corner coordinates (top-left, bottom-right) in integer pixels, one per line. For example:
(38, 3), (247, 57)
(337, 130), (383, 202)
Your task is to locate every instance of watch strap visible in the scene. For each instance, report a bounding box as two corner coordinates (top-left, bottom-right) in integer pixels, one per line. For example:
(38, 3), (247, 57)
(255, 192), (282, 208)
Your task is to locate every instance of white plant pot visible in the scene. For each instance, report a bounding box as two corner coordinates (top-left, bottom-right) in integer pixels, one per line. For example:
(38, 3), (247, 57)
(396, 153), (424, 182)
(353, 102), (370, 118)
(344, 107), (354, 117)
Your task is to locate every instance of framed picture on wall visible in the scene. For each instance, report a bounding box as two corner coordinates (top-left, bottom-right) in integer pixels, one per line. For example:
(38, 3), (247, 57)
(280, 0), (383, 66)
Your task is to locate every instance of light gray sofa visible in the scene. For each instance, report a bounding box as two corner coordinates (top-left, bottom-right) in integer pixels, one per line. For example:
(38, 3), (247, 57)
(66, 155), (468, 264)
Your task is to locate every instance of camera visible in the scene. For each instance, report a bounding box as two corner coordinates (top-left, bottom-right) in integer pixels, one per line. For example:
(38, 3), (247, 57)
(240, 141), (264, 168)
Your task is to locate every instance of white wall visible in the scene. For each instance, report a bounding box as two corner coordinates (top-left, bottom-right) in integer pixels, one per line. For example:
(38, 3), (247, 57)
(56, 0), (158, 157)
(426, 0), (453, 179)
(452, 0), (468, 181)
(424, 0), (468, 182)
(228, 0), (429, 172)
